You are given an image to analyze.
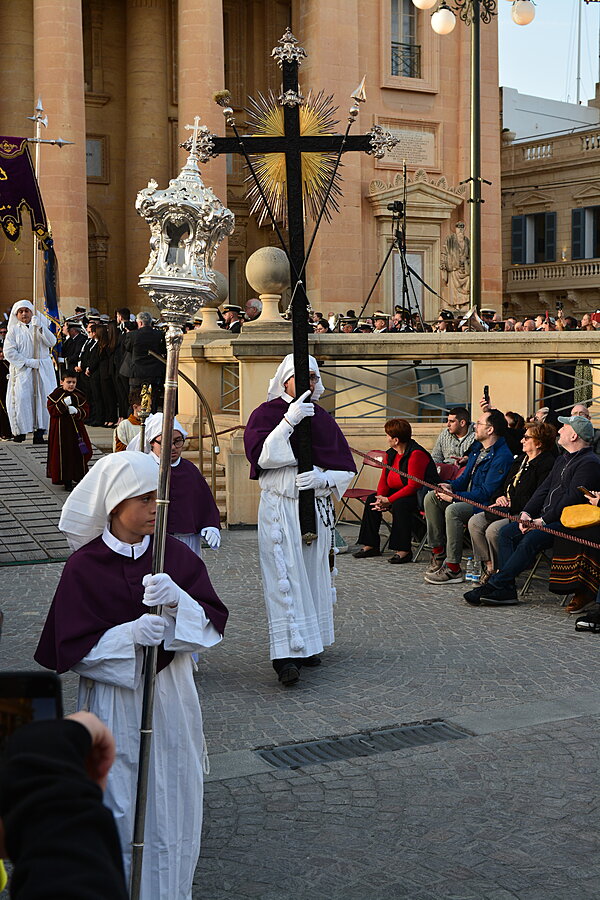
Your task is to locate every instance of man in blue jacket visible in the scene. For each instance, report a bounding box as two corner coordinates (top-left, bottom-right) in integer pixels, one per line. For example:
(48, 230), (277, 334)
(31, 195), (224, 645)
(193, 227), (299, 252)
(424, 409), (514, 584)
(465, 414), (600, 606)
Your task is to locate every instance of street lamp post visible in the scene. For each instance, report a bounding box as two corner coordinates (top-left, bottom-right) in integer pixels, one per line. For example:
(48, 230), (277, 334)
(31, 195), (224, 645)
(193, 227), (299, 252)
(412, 0), (535, 311)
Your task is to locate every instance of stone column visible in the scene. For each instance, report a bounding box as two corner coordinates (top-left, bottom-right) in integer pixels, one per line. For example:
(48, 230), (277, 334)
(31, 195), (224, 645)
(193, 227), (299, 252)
(178, 0), (228, 275)
(33, 0), (89, 316)
(0, 0), (34, 310)
(126, 0), (170, 311)
(294, 0), (363, 309)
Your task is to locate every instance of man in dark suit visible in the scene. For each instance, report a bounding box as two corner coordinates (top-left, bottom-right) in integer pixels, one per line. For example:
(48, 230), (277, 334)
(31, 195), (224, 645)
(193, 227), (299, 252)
(124, 311), (166, 412)
(221, 304), (243, 334)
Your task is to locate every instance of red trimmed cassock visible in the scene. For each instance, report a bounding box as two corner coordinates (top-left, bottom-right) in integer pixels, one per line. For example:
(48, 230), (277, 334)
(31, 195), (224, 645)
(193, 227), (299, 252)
(46, 387), (93, 486)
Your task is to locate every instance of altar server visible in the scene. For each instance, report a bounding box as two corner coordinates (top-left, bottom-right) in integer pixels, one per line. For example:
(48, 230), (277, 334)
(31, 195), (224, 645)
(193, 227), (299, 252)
(34, 452), (228, 899)
(244, 354), (356, 686)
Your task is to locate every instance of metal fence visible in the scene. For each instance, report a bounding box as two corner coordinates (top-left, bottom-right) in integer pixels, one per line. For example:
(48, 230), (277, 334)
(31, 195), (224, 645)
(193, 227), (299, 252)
(319, 361), (470, 422)
(533, 359), (600, 421)
(221, 362), (240, 413)
(391, 41), (421, 79)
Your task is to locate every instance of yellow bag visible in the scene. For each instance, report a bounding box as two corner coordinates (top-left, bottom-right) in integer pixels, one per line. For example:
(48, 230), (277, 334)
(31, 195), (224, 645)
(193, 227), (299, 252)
(560, 504), (600, 529)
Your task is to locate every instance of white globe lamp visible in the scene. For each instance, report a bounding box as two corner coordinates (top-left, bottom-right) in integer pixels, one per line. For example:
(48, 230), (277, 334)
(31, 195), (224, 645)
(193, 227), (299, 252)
(412, 0), (437, 10)
(431, 5), (457, 34)
(511, 0), (535, 25)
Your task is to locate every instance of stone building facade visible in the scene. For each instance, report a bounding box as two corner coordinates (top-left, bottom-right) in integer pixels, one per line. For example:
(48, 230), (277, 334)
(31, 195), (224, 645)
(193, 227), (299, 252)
(0, 0), (502, 319)
(502, 94), (600, 319)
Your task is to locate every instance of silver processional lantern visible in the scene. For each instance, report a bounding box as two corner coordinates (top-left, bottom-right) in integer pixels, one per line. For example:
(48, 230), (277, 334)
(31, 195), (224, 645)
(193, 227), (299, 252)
(136, 115), (235, 323)
(129, 117), (234, 900)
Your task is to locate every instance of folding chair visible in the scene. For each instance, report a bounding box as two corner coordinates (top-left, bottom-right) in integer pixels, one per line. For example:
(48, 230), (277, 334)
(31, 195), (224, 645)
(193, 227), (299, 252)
(519, 549), (553, 600)
(335, 450), (392, 548)
(413, 462), (469, 562)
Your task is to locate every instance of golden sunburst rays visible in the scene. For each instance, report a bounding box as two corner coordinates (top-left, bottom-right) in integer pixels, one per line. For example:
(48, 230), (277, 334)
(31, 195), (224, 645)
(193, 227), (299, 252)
(244, 90), (343, 228)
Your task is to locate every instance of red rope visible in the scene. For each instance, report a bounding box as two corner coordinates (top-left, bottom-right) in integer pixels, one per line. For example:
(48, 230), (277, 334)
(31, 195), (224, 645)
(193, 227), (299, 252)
(349, 446), (600, 553)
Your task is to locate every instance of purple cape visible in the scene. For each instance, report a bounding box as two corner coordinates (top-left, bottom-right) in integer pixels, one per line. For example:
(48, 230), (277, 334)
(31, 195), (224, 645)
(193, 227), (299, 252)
(244, 397), (356, 480)
(168, 458), (220, 534)
(34, 534), (228, 675)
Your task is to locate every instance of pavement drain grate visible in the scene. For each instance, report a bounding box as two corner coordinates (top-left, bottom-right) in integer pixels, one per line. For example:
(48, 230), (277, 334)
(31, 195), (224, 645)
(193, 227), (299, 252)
(257, 721), (469, 769)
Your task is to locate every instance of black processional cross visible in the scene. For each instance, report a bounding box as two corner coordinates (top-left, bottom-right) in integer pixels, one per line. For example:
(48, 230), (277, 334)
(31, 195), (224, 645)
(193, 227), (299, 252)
(188, 28), (398, 540)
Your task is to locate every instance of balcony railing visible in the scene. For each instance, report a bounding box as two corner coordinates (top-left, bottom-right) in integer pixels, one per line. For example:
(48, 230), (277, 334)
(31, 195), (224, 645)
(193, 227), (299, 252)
(508, 259), (600, 285)
(391, 41), (421, 79)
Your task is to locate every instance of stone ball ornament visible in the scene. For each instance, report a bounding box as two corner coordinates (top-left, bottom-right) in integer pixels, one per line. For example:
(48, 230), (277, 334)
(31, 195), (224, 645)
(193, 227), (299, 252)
(245, 247), (291, 296)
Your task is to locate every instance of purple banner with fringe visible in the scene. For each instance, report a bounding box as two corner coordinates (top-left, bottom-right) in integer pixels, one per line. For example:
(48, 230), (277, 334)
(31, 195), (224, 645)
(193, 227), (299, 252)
(0, 136), (48, 243)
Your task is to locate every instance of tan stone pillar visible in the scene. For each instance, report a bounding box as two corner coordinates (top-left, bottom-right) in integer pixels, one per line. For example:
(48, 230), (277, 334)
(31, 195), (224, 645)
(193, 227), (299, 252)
(126, 0), (170, 311)
(0, 0), (34, 311)
(33, 0), (89, 316)
(178, 0), (228, 276)
(294, 0), (363, 309)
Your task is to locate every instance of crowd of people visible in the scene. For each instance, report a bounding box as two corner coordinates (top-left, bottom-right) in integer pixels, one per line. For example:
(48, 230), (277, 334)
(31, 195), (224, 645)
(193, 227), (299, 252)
(307, 306), (600, 334)
(352, 393), (600, 632)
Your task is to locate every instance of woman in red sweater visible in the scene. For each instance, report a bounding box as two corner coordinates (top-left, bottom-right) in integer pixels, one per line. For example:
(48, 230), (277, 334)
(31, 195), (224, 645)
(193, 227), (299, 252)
(353, 418), (436, 564)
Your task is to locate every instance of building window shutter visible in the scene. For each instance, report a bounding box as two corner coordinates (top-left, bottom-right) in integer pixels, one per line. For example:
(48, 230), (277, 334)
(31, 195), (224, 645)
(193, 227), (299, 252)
(572, 208), (584, 260)
(511, 215), (525, 264)
(544, 212), (556, 262)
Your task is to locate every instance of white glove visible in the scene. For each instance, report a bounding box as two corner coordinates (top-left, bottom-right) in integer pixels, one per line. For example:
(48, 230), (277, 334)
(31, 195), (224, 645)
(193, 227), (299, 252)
(131, 614), (166, 646)
(284, 390), (315, 427)
(68, 405), (78, 415)
(201, 526), (221, 549)
(142, 573), (179, 616)
(27, 358), (40, 369)
(63, 396), (72, 406)
(31, 315), (40, 327)
(296, 467), (329, 491)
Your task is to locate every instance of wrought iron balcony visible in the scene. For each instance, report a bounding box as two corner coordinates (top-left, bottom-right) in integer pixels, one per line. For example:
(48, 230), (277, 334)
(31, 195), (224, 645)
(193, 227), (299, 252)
(391, 41), (421, 79)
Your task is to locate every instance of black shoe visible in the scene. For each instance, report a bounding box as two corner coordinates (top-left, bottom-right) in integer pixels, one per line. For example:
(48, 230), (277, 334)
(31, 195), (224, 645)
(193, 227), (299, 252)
(464, 586), (485, 606)
(63, 481), (73, 492)
(353, 548), (381, 559)
(575, 606), (600, 632)
(480, 585), (519, 606)
(32, 435), (47, 445)
(300, 655), (321, 667)
(278, 664), (300, 686)
(13, 434), (25, 443)
(389, 552), (412, 564)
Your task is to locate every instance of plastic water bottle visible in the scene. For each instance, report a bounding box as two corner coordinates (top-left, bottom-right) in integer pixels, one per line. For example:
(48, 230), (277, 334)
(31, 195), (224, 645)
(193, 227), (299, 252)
(465, 557), (476, 581)
(471, 558), (481, 583)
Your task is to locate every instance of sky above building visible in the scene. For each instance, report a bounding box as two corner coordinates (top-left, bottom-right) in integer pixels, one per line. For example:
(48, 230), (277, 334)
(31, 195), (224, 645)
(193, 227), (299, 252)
(499, 0), (600, 104)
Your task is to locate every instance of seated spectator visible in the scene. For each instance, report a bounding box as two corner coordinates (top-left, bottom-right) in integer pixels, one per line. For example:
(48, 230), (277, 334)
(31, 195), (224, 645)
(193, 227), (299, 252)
(372, 312), (390, 333)
(570, 403), (600, 455)
(430, 406), (475, 465)
(468, 421), (556, 583)
(423, 409), (514, 584)
(464, 414), (600, 606)
(353, 418), (437, 564)
(523, 319), (536, 331)
(339, 316), (358, 333)
(580, 313), (594, 331)
(314, 320), (332, 334)
(548, 489), (600, 615)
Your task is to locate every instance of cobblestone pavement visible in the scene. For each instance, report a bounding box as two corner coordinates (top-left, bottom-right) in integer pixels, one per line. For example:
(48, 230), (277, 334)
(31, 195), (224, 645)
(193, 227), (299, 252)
(1, 451), (600, 898)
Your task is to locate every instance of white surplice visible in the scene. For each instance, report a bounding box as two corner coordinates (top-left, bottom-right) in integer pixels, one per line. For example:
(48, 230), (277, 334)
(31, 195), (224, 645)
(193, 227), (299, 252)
(3, 316), (56, 434)
(257, 399), (354, 660)
(72, 529), (221, 900)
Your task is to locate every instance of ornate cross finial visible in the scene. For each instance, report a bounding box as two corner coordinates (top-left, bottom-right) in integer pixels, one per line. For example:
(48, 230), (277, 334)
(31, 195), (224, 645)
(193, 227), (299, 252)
(272, 28), (307, 68)
(180, 115), (217, 164)
(184, 116), (202, 159)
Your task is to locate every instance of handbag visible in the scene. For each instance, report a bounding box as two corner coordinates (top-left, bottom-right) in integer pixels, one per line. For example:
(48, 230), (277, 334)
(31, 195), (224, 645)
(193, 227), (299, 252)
(560, 504), (600, 529)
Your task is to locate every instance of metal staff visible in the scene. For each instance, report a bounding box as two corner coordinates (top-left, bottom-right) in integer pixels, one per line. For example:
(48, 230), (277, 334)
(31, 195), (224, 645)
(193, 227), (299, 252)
(128, 118), (234, 900)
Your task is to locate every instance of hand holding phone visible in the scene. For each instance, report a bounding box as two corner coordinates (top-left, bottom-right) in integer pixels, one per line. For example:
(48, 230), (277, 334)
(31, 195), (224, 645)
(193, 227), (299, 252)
(578, 486), (596, 499)
(483, 385), (490, 405)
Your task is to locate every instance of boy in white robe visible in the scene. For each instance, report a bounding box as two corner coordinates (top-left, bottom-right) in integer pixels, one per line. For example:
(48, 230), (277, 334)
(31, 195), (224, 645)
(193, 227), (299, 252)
(34, 452), (228, 899)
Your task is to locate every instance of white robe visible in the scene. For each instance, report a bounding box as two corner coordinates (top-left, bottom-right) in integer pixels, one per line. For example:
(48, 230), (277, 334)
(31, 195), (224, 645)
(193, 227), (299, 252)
(3, 318), (56, 434)
(72, 530), (221, 900)
(257, 406), (354, 660)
